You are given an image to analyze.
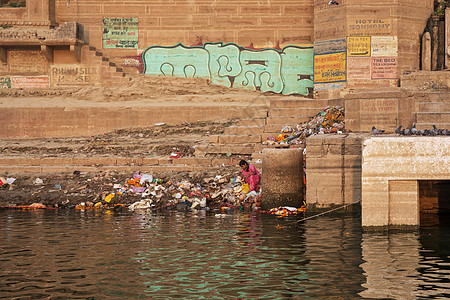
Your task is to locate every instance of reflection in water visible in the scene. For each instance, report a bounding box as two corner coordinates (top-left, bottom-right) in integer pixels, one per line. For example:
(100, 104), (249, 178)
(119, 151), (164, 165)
(2, 209), (450, 298)
(360, 233), (421, 299)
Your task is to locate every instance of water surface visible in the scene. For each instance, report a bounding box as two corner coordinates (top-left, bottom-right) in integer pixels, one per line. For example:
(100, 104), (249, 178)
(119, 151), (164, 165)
(0, 209), (449, 299)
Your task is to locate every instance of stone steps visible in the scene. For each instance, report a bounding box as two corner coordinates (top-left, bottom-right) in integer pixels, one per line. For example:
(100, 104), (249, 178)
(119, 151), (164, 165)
(224, 125), (264, 135)
(82, 45), (130, 86)
(415, 123), (450, 130)
(418, 102), (450, 112)
(0, 155), (239, 174)
(266, 116), (311, 125)
(270, 99), (327, 108)
(210, 134), (262, 144)
(416, 112), (450, 123)
(237, 118), (266, 126)
(269, 107), (323, 117)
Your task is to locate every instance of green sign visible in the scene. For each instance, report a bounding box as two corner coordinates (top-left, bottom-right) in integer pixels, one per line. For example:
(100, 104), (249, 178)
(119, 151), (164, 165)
(103, 17), (138, 49)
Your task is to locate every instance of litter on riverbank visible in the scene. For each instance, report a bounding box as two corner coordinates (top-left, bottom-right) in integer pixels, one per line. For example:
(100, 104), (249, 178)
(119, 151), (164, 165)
(0, 170), (266, 212)
(263, 106), (345, 145)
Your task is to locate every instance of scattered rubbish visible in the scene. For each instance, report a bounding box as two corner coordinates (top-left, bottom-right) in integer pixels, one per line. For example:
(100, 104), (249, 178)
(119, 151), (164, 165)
(104, 193), (115, 203)
(262, 206), (306, 217)
(170, 152), (181, 159)
(34, 178), (44, 185)
(155, 123), (166, 126)
(6, 178), (16, 185)
(263, 106), (345, 145)
(29, 203), (46, 209)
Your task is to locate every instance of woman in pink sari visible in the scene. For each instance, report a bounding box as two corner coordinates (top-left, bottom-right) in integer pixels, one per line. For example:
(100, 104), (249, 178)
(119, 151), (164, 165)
(239, 160), (260, 192)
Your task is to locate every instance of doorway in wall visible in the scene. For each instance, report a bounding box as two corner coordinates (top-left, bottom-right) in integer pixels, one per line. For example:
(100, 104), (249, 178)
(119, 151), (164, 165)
(419, 180), (450, 227)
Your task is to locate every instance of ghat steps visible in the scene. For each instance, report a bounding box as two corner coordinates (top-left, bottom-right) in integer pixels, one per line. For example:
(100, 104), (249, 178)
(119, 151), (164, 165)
(195, 97), (340, 159)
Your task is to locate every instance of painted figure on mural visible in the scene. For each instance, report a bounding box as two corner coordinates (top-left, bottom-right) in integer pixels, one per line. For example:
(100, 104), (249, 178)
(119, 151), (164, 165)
(239, 160), (260, 192)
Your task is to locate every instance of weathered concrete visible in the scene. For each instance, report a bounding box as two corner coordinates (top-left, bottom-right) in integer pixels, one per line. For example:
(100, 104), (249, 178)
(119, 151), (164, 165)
(306, 133), (366, 207)
(261, 148), (303, 210)
(361, 136), (450, 228)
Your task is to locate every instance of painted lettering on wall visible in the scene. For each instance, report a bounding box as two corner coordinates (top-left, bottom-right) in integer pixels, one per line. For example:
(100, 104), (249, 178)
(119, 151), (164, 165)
(11, 76), (50, 88)
(347, 57), (371, 80)
(142, 42), (314, 96)
(103, 17), (139, 49)
(313, 52), (346, 83)
(0, 76), (11, 88)
(371, 57), (397, 79)
(347, 37), (371, 57)
(50, 65), (99, 87)
(371, 36), (398, 57)
(347, 18), (393, 37)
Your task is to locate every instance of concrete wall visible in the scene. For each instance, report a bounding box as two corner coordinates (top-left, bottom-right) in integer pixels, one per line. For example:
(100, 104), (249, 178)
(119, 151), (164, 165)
(361, 136), (450, 228)
(306, 133), (365, 207)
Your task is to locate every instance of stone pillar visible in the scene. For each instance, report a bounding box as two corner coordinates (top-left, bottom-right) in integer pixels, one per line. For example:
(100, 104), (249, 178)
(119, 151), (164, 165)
(261, 148), (303, 210)
(422, 31), (431, 71)
(26, 0), (55, 27)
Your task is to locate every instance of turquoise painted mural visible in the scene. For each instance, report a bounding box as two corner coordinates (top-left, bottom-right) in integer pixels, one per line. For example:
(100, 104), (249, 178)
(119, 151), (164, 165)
(142, 42), (314, 96)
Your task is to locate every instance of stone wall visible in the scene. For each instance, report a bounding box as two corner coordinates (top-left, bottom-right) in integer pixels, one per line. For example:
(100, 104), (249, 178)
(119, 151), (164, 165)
(361, 136), (450, 228)
(314, 0), (434, 98)
(306, 133), (365, 207)
(54, 0), (314, 53)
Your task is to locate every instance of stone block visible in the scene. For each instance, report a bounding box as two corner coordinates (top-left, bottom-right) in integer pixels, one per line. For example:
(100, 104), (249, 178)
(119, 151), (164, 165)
(238, 119), (266, 126)
(261, 148), (303, 210)
(224, 126), (264, 135)
(177, 157), (212, 166)
(218, 135), (261, 144)
(142, 157), (159, 166)
(209, 135), (220, 143)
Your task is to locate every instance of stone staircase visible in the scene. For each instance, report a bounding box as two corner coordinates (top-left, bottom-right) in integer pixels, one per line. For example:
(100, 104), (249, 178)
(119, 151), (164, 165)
(195, 97), (341, 162)
(80, 45), (131, 86)
(400, 71), (450, 130)
(414, 92), (450, 130)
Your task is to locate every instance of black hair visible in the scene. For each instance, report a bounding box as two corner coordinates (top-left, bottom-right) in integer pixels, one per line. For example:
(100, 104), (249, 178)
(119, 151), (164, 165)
(239, 160), (248, 167)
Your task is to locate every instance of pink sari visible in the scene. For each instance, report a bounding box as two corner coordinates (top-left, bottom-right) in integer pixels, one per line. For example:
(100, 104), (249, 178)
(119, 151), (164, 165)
(241, 164), (260, 192)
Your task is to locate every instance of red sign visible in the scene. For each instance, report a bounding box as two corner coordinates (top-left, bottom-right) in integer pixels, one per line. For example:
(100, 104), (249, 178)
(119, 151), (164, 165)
(11, 76), (50, 88)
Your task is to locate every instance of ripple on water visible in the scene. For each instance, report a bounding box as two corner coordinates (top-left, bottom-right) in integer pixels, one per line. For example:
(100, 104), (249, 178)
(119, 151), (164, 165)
(2, 209), (450, 298)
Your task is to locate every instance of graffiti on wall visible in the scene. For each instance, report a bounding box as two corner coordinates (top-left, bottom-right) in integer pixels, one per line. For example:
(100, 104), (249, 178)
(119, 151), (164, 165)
(103, 17), (139, 49)
(0, 76), (11, 89)
(142, 42), (314, 96)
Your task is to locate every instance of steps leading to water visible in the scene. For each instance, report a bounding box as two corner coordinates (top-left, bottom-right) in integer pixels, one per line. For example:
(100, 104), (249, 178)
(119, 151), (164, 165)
(195, 97), (338, 158)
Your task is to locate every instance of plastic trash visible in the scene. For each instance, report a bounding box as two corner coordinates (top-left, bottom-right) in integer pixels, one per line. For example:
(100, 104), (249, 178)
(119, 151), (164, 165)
(34, 178), (44, 185)
(6, 178), (16, 185)
(104, 193), (115, 203)
(140, 174), (153, 185)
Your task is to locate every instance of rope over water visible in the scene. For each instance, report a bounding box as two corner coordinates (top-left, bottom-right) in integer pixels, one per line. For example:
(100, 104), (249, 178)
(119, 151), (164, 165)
(296, 200), (361, 223)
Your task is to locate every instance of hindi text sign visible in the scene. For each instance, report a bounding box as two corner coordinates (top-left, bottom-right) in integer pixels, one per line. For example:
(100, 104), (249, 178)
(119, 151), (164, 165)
(103, 17), (139, 49)
(314, 52), (347, 83)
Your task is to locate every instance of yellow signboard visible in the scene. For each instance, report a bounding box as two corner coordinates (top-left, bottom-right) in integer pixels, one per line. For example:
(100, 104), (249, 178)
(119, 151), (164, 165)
(347, 37), (371, 57)
(314, 52), (347, 83)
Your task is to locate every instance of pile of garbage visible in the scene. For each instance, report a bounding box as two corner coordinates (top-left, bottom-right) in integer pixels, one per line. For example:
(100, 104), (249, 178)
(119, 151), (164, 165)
(263, 106), (345, 145)
(74, 171), (262, 211)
